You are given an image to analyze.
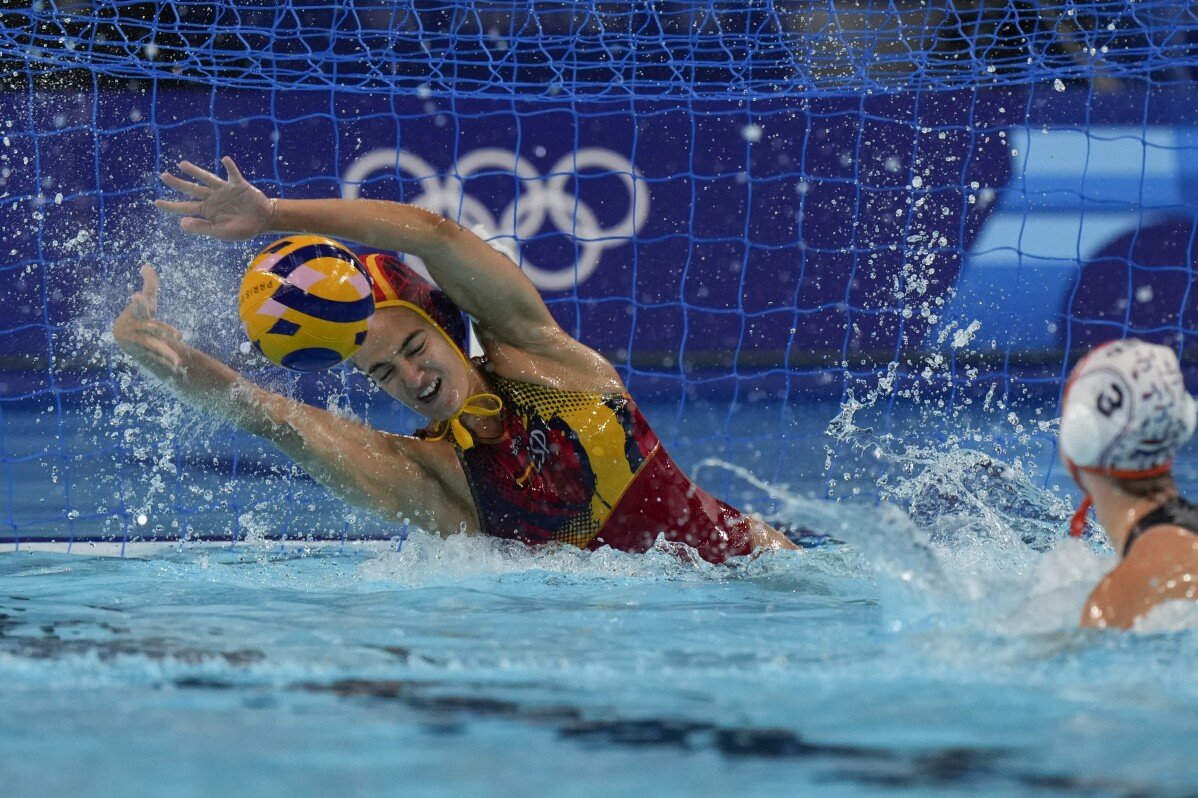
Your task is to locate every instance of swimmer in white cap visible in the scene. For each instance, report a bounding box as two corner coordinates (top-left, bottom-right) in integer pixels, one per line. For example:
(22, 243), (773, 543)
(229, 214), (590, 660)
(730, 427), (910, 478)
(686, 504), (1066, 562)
(1059, 338), (1198, 629)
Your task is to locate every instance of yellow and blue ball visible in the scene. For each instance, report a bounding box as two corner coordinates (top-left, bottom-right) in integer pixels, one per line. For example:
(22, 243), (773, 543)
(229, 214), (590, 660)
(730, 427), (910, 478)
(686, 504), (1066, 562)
(238, 235), (374, 372)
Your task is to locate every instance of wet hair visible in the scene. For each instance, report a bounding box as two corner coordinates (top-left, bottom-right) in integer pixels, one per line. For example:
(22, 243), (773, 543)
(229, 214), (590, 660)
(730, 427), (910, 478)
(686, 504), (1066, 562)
(1112, 472), (1177, 501)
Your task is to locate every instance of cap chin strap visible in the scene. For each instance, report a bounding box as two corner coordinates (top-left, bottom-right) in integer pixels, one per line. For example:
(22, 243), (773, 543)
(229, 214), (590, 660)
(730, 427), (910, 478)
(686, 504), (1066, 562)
(1068, 493), (1093, 538)
(425, 393), (504, 451)
(1064, 457), (1173, 538)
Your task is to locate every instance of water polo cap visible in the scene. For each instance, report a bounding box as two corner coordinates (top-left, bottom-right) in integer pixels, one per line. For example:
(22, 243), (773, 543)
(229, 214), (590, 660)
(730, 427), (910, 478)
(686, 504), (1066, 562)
(361, 253), (468, 355)
(359, 253), (501, 450)
(1059, 339), (1197, 537)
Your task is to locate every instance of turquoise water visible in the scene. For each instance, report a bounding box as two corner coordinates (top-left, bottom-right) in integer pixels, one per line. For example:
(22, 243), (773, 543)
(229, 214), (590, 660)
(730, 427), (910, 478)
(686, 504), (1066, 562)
(3, 540), (1197, 797)
(3, 397), (1198, 797)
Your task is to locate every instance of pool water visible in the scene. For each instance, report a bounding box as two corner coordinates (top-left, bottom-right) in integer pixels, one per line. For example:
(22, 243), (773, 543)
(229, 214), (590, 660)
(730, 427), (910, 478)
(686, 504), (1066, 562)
(3, 395), (1198, 797)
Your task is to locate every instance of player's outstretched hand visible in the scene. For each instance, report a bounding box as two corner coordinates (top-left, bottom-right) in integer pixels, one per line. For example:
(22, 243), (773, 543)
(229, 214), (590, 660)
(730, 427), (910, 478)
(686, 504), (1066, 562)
(155, 156), (275, 242)
(113, 264), (183, 374)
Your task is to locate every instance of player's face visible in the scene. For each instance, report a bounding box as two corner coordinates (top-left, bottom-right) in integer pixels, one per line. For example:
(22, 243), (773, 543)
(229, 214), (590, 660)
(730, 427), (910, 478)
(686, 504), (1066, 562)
(353, 307), (475, 421)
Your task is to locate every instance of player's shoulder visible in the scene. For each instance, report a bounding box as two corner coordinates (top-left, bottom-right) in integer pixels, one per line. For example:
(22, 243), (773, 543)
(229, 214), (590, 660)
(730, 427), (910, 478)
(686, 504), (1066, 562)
(382, 429), (460, 472)
(380, 431), (478, 526)
(1127, 523), (1198, 563)
(477, 332), (624, 394)
(1102, 524), (1198, 601)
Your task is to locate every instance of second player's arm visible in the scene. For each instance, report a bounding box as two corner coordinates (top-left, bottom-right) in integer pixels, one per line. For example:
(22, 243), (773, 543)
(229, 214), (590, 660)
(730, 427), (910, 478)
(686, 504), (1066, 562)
(115, 270), (474, 532)
(161, 348), (469, 531)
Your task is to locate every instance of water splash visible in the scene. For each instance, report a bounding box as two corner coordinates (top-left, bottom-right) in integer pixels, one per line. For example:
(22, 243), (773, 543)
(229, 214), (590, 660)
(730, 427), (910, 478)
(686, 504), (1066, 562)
(695, 426), (1100, 636)
(355, 527), (761, 588)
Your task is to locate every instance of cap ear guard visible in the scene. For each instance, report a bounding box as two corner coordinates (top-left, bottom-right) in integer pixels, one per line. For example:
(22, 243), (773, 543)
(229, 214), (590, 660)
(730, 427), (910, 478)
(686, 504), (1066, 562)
(360, 252), (469, 355)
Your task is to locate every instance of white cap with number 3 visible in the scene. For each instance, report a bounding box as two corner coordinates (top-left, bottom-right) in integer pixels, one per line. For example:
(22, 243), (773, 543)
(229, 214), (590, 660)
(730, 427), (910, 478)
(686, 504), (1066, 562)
(1060, 339), (1197, 476)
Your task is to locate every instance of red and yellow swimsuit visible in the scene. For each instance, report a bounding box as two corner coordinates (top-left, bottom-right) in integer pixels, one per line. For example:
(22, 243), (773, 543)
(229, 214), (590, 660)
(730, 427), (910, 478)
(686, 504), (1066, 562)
(439, 373), (754, 564)
(359, 252), (751, 561)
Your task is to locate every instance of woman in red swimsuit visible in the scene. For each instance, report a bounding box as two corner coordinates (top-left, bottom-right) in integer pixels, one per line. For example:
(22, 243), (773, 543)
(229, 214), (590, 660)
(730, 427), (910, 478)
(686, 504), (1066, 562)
(114, 157), (797, 563)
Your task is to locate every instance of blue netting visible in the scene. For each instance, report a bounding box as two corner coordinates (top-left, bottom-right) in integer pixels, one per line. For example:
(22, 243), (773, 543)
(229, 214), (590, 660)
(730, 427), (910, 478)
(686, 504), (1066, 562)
(5, 2), (1198, 96)
(1, 1), (1197, 544)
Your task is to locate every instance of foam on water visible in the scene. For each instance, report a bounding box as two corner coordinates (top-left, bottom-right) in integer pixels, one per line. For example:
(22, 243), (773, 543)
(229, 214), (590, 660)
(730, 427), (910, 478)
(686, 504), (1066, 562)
(692, 454), (1096, 641)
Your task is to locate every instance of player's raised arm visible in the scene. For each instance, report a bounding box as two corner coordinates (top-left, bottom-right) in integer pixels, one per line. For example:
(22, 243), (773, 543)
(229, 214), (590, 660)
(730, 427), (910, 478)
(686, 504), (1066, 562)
(113, 265), (474, 533)
(156, 157), (562, 352)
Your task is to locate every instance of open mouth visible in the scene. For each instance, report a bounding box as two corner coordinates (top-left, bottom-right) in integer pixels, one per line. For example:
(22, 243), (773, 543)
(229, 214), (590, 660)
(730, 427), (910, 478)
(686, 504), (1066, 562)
(416, 377), (442, 403)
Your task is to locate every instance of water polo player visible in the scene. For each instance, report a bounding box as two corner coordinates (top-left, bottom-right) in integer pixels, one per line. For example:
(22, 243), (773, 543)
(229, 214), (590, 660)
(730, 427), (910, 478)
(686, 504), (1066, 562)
(1059, 339), (1198, 628)
(115, 156), (798, 562)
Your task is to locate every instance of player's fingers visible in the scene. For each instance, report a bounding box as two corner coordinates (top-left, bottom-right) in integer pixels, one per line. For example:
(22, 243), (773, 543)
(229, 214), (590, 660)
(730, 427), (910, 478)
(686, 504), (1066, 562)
(154, 198), (203, 216)
(221, 156), (245, 183)
(177, 160), (225, 188)
(127, 292), (151, 320)
(140, 264), (159, 310)
(178, 216), (220, 237)
(160, 171), (210, 199)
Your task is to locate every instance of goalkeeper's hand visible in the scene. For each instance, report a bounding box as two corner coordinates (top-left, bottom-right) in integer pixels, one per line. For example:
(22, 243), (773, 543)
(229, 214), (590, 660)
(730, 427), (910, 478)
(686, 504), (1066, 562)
(113, 264), (183, 375)
(155, 156), (277, 242)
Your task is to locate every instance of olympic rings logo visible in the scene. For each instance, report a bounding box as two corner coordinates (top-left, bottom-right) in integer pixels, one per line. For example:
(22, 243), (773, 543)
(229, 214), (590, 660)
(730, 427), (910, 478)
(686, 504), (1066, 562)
(341, 148), (649, 291)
